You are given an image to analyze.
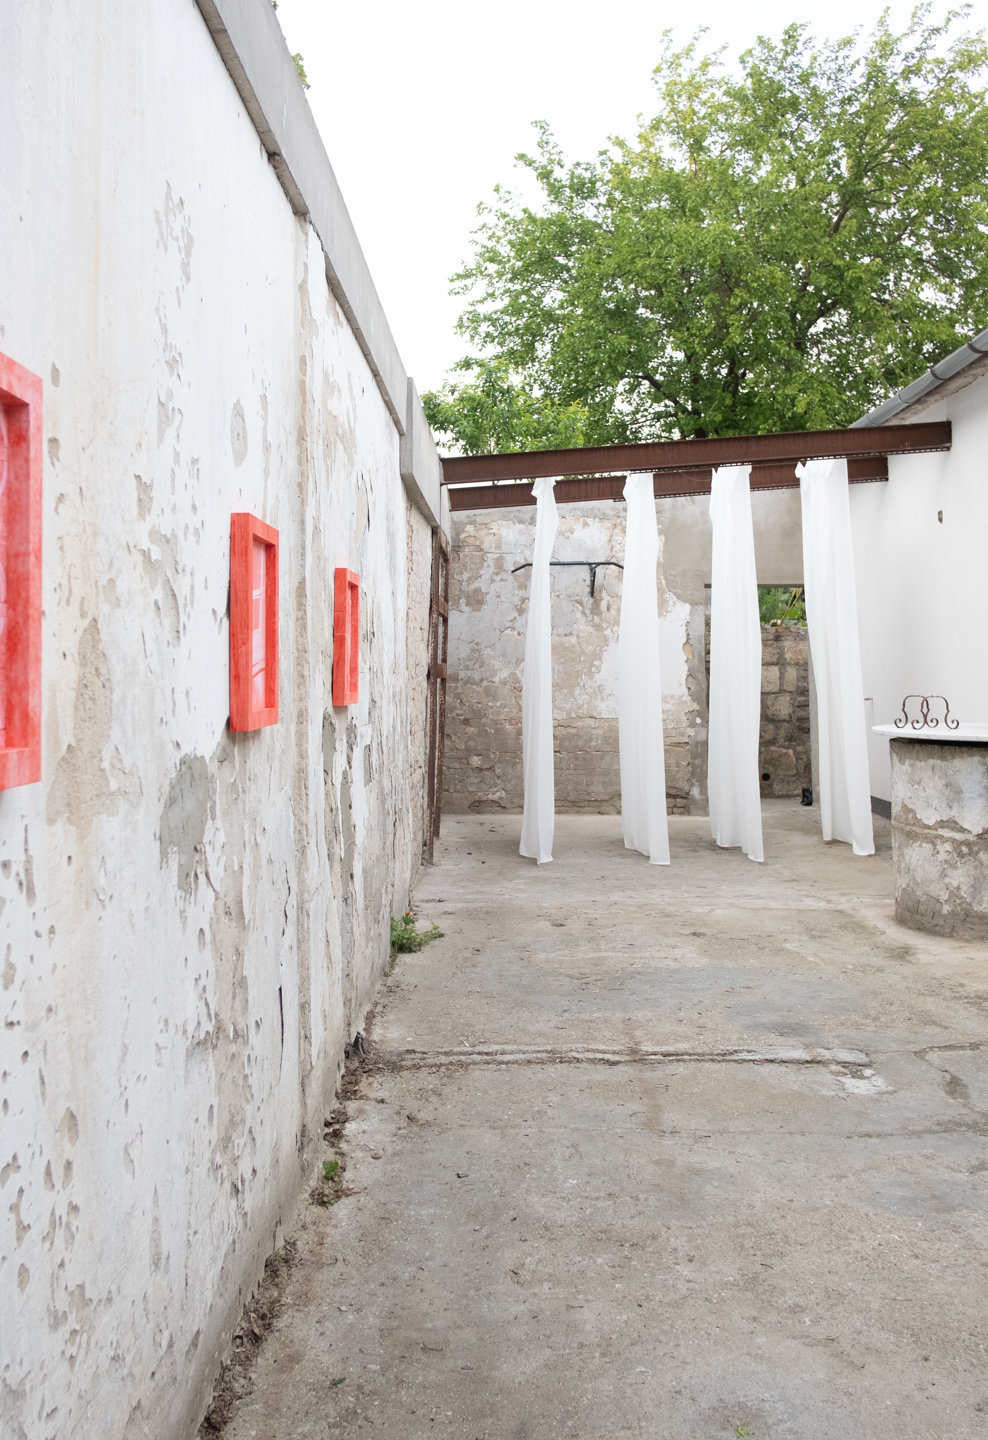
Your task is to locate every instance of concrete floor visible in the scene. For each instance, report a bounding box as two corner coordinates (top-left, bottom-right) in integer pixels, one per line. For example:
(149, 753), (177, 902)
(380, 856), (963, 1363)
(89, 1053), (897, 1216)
(224, 803), (988, 1440)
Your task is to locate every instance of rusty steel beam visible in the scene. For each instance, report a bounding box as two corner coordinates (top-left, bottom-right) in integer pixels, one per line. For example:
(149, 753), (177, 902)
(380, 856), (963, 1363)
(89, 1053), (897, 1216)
(439, 421), (949, 486)
(446, 454), (890, 511)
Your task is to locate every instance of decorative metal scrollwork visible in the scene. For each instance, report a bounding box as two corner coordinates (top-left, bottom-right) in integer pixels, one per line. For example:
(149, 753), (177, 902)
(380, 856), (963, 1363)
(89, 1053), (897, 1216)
(894, 695), (959, 731)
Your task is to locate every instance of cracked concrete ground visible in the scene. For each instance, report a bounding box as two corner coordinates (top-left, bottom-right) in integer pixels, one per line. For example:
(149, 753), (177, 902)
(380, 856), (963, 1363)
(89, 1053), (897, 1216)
(223, 803), (988, 1440)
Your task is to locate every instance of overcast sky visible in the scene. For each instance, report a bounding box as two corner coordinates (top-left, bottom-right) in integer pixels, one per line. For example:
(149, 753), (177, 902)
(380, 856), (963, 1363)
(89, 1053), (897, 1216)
(275, 0), (986, 393)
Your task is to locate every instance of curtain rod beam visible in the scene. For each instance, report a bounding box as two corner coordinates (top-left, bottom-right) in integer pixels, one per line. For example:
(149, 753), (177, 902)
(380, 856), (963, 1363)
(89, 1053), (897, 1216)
(440, 421), (948, 487)
(446, 456), (889, 512)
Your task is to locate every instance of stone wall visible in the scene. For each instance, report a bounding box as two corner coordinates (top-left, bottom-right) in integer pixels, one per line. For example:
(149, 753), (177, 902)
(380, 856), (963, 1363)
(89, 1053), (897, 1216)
(443, 501), (701, 815)
(703, 617), (812, 798)
(758, 626), (812, 797)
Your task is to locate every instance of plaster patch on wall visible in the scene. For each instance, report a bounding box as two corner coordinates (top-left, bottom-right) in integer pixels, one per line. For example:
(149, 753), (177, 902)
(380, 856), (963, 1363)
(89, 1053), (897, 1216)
(321, 375), (357, 472)
(157, 394), (176, 449)
(154, 181), (195, 286)
(46, 622), (141, 837)
(230, 401), (248, 468)
(139, 530), (182, 647)
(134, 475), (153, 521)
(159, 754), (214, 895)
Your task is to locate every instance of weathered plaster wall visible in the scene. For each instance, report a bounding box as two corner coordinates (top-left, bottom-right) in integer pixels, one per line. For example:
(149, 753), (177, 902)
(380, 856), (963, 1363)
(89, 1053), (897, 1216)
(0, 5), (429, 1439)
(444, 502), (698, 815)
(405, 500), (434, 861)
(444, 489), (805, 816)
(850, 371), (988, 803)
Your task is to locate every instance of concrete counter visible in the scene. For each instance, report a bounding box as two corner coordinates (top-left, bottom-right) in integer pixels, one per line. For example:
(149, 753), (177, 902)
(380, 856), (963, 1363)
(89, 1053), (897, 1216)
(874, 726), (988, 937)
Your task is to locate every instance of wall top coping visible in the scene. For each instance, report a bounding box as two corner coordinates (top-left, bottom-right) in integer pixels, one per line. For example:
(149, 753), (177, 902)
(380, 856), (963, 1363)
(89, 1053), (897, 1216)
(195, 0), (410, 435)
(875, 724), (988, 743)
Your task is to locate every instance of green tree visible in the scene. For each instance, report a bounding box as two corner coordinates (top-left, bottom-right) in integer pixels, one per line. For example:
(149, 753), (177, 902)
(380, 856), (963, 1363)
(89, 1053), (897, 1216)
(421, 357), (587, 455)
(446, 9), (988, 444)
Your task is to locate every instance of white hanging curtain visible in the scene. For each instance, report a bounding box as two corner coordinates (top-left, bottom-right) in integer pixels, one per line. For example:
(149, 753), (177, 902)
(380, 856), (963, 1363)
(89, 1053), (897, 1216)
(519, 477), (558, 863)
(618, 473), (670, 864)
(708, 465), (764, 863)
(797, 458), (875, 856)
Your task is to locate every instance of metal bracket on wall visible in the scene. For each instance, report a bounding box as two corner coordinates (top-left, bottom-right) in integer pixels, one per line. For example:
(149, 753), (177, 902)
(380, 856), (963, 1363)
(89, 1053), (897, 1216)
(510, 559), (624, 599)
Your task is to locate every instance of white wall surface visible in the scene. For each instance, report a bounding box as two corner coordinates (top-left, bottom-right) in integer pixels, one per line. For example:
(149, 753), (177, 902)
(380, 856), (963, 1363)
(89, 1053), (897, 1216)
(0, 4), (427, 1438)
(850, 373), (988, 803)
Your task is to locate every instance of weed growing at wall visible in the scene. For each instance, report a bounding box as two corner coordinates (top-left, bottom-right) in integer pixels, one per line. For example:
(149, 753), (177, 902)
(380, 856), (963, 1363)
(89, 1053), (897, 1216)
(390, 911), (443, 956)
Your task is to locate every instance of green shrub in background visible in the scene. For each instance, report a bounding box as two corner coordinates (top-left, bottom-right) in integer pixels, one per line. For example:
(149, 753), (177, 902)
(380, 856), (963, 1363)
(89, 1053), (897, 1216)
(758, 586), (807, 627)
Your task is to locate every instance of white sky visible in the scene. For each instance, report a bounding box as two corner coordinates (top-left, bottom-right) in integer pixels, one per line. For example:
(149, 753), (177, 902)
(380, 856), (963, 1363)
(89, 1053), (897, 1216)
(275, 0), (987, 392)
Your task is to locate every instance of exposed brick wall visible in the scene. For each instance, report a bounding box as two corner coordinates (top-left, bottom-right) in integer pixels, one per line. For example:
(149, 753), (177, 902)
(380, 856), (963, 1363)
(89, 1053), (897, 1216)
(759, 625), (811, 797)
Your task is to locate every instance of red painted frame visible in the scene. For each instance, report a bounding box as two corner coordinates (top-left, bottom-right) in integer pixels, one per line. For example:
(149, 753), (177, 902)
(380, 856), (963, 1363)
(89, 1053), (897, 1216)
(333, 568), (359, 707)
(0, 354), (43, 790)
(230, 513), (279, 732)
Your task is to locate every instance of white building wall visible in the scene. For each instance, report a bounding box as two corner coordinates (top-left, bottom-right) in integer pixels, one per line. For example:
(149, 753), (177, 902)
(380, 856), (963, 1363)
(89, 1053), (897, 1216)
(0, 4), (429, 1438)
(850, 373), (988, 804)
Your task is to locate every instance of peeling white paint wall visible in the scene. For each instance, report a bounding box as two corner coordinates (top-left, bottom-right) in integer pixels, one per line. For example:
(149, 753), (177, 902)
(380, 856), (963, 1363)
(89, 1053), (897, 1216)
(0, 4), (430, 1438)
(850, 372), (988, 803)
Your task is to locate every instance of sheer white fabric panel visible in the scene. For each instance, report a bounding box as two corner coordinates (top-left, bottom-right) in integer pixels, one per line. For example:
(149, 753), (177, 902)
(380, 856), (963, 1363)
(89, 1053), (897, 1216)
(618, 474), (670, 864)
(708, 465), (764, 862)
(798, 458), (875, 856)
(519, 477), (558, 863)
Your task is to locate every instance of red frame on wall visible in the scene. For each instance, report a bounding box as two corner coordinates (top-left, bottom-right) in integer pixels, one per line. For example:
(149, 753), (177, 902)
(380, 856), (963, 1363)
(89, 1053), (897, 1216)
(0, 354), (43, 790)
(230, 513), (279, 732)
(333, 568), (359, 707)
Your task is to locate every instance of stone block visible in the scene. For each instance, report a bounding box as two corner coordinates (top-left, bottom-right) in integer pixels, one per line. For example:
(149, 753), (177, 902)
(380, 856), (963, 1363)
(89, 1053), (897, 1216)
(760, 746), (797, 776)
(764, 693), (793, 721)
(781, 666), (802, 692)
(761, 666), (781, 693)
(783, 638), (809, 664)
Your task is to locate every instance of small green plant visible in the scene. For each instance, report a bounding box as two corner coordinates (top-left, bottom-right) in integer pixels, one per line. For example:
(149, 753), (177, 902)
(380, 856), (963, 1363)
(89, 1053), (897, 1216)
(332, 1376), (345, 1386)
(322, 1160), (339, 1181)
(390, 912), (444, 956)
(758, 585), (806, 627)
(736, 1426), (754, 1439)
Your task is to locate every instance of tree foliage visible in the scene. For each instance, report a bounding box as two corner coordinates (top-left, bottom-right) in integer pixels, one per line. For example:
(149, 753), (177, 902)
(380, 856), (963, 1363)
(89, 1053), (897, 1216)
(446, 9), (988, 445)
(421, 358), (587, 454)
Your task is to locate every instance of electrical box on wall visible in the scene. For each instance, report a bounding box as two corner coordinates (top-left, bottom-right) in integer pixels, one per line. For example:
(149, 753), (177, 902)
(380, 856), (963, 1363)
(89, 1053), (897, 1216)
(333, 568), (359, 707)
(230, 512), (279, 731)
(0, 354), (43, 790)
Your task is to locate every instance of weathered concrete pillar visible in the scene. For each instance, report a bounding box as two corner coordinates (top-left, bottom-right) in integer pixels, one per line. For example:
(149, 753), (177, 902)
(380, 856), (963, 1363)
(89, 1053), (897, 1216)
(888, 737), (988, 937)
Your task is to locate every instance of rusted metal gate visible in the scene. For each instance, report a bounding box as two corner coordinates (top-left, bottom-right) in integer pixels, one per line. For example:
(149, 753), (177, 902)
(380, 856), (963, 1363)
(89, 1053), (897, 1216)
(424, 527), (450, 863)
